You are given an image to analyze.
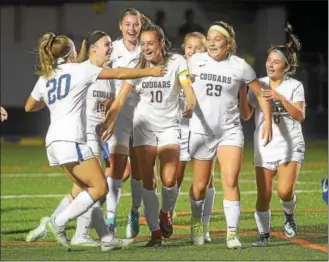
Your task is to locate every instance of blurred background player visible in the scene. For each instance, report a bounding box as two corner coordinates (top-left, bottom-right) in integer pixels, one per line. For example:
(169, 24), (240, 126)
(103, 9), (153, 238)
(101, 23), (196, 246)
(171, 32), (216, 243)
(187, 21), (272, 248)
(24, 31), (165, 250)
(239, 24), (305, 246)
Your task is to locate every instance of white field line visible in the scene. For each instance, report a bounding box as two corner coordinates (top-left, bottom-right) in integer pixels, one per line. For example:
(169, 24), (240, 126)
(1, 189), (321, 200)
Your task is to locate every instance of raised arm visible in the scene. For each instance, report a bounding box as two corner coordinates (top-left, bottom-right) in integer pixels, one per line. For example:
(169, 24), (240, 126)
(239, 85), (254, 121)
(248, 79), (272, 145)
(97, 66), (167, 80)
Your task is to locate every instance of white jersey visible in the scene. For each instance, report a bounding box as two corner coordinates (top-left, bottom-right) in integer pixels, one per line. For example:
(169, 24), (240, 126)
(31, 61), (102, 146)
(127, 54), (188, 131)
(86, 74), (115, 135)
(248, 76), (305, 161)
(188, 53), (256, 136)
(110, 39), (140, 114)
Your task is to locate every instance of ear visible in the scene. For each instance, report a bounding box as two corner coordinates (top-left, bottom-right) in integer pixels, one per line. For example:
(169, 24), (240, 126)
(284, 64), (291, 73)
(90, 44), (97, 53)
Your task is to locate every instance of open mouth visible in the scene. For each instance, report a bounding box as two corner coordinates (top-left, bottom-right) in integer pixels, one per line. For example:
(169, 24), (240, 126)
(209, 47), (218, 53)
(267, 68), (275, 74)
(127, 32), (137, 37)
(144, 51), (153, 58)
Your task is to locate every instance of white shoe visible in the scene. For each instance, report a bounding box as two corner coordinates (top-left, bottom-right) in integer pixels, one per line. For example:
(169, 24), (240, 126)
(71, 234), (100, 247)
(190, 217), (204, 246)
(46, 218), (71, 250)
(26, 217), (50, 242)
(227, 232), (242, 249)
(203, 224), (211, 243)
(101, 237), (134, 251)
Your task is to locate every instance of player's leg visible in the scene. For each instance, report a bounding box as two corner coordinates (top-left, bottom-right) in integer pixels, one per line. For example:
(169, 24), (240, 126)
(157, 129), (180, 239)
(103, 129), (130, 233)
(252, 165), (276, 247)
(133, 126), (161, 246)
(202, 162), (216, 243)
(217, 129), (244, 249)
(188, 132), (215, 245)
(277, 161), (301, 238)
(126, 144), (143, 239)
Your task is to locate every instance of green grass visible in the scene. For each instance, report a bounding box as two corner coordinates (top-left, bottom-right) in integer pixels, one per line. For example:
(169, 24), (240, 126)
(1, 141), (328, 261)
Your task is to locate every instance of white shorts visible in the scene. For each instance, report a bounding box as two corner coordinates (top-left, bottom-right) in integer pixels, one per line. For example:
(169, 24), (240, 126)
(103, 120), (132, 156)
(189, 129), (244, 160)
(180, 128), (191, 162)
(86, 133), (102, 156)
(46, 141), (95, 166)
(254, 152), (304, 171)
(133, 126), (180, 148)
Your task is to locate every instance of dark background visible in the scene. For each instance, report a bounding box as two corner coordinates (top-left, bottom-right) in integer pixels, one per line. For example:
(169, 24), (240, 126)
(0, 0), (327, 140)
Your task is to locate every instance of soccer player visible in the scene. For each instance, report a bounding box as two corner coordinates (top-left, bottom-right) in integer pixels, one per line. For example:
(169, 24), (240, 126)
(172, 32), (216, 243)
(239, 24), (305, 246)
(101, 23), (196, 247)
(102, 9), (152, 237)
(187, 21), (272, 248)
(0, 106), (8, 122)
(24, 31), (165, 250)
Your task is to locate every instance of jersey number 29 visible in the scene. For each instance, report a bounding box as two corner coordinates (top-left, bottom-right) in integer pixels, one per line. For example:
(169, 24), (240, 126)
(47, 74), (71, 105)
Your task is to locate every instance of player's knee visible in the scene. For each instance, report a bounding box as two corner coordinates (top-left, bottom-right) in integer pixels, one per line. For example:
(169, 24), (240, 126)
(143, 177), (156, 190)
(97, 181), (109, 199)
(277, 186), (293, 201)
(192, 182), (207, 200)
(161, 175), (176, 187)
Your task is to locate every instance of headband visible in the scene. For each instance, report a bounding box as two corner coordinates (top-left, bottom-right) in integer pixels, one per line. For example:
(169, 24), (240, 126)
(56, 39), (76, 64)
(209, 25), (230, 37)
(85, 31), (107, 49)
(272, 49), (289, 64)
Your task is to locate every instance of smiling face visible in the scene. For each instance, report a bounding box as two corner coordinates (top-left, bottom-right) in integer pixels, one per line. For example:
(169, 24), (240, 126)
(184, 36), (206, 59)
(120, 14), (141, 43)
(140, 30), (163, 64)
(91, 35), (112, 65)
(266, 51), (289, 81)
(206, 29), (228, 61)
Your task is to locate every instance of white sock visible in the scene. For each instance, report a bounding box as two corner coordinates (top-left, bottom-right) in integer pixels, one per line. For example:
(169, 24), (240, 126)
(143, 188), (160, 231)
(202, 187), (216, 225)
(161, 184), (178, 213)
(190, 196), (204, 218)
(171, 186), (181, 213)
(106, 177), (122, 220)
(254, 210), (271, 234)
(280, 194), (297, 215)
(223, 199), (240, 233)
(55, 191), (95, 227)
(91, 202), (114, 243)
(131, 178), (143, 213)
(74, 201), (101, 237)
(51, 196), (70, 218)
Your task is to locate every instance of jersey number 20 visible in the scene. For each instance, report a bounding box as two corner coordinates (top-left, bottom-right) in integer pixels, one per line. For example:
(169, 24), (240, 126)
(47, 74), (71, 105)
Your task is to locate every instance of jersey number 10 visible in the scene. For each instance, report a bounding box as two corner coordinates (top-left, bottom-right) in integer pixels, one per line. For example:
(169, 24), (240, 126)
(47, 74), (71, 105)
(150, 90), (163, 103)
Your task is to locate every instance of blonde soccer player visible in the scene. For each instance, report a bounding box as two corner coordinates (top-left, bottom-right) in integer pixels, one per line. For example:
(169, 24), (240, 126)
(187, 21), (272, 248)
(26, 30), (116, 247)
(239, 24), (305, 247)
(101, 23), (196, 247)
(171, 32), (216, 243)
(102, 9), (153, 238)
(24, 32), (165, 250)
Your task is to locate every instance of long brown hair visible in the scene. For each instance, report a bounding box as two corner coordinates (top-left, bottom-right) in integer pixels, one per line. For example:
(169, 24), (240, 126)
(136, 23), (172, 69)
(268, 23), (302, 75)
(36, 32), (73, 78)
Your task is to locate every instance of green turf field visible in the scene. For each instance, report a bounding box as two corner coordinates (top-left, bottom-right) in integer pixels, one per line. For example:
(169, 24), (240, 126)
(1, 140), (328, 261)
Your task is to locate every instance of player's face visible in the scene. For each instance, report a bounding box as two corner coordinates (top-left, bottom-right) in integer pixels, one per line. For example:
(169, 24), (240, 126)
(93, 36), (112, 65)
(266, 51), (288, 80)
(140, 31), (162, 64)
(120, 14), (141, 43)
(206, 30), (227, 61)
(184, 36), (205, 59)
